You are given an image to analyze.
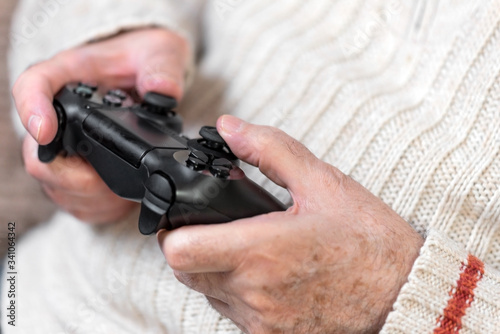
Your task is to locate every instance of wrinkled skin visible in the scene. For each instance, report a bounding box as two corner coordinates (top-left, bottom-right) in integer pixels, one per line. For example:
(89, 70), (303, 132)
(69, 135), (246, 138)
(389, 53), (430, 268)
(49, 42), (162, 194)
(158, 115), (424, 333)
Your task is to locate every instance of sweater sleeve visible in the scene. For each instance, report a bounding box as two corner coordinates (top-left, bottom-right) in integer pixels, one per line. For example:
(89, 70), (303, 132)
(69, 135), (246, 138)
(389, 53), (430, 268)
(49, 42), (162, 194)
(8, 0), (204, 135)
(381, 229), (500, 333)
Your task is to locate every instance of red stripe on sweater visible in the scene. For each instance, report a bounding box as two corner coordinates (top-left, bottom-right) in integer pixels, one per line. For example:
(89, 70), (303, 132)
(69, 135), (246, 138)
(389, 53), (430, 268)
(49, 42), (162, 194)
(434, 254), (485, 334)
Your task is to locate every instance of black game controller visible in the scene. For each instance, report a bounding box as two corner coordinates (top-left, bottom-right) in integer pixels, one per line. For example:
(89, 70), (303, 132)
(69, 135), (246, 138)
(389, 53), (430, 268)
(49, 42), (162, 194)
(38, 83), (286, 235)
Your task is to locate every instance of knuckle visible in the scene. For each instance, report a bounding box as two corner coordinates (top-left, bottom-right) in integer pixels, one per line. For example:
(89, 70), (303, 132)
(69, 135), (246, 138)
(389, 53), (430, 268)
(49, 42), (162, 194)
(150, 28), (190, 55)
(53, 49), (80, 67)
(174, 271), (201, 290)
(164, 232), (203, 271)
(284, 136), (310, 159)
(53, 48), (92, 79)
(254, 125), (312, 160)
(76, 172), (101, 193)
(55, 160), (99, 193)
(319, 163), (346, 187)
(252, 125), (281, 150)
(164, 239), (189, 270)
(241, 289), (273, 312)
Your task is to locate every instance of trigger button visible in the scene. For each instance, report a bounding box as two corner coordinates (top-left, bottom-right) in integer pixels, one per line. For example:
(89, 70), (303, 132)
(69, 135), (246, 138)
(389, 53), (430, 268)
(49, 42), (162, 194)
(146, 173), (173, 202)
(139, 173), (174, 235)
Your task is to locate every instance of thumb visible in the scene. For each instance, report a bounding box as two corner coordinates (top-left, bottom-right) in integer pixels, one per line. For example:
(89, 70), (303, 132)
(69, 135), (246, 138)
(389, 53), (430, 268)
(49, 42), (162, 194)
(217, 115), (334, 194)
(134, 30), (190, 102)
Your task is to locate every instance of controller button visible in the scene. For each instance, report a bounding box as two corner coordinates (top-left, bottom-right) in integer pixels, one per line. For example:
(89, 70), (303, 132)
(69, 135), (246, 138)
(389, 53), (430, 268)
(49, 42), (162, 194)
(210, 158), (233, 178)
(143, 92), (177, 113)
(108, 89), (128, 100)
(211, 158), (233, 169)
(74, 85), (93, 99)
(199, 126), (226, 149)
(209, 165), (232, 179)
(78, 82), (98, 91)
(103, 94), (123, 107)
(186, 157), (207, 171)
(190, 150), (211, 163)
(186, 150), (210, 170)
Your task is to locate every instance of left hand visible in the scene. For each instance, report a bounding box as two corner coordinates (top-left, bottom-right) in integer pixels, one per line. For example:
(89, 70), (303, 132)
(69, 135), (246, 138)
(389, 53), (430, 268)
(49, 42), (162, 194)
(157, 115), (424, 333)
(14, 28), (190, 223)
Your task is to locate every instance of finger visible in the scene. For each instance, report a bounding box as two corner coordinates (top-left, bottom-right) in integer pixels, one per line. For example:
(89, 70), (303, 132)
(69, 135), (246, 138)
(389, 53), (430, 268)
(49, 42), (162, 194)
(41, 182), (133, 212)
(23, 135), (108, 193)
(216, 115), (343, 195)
(12, 49), (106, 144)
(42, 183), (137, 223)
(133, 29), (190, 101)
(157, 212), (284, 273)
(13, 29), (189, 144)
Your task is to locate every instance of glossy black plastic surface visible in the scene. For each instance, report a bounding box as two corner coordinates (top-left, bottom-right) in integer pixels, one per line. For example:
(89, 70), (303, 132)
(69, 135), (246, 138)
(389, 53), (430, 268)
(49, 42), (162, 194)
(38, 84), (286, 234)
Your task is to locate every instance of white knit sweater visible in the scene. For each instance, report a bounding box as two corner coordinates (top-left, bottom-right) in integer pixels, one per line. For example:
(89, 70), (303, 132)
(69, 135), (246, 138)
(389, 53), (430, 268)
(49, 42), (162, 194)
(4, 0), (500, 333)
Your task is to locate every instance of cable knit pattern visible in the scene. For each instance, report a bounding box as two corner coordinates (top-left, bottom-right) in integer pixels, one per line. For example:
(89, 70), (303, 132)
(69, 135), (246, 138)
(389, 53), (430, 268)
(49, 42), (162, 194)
(4, 0), (500, 333)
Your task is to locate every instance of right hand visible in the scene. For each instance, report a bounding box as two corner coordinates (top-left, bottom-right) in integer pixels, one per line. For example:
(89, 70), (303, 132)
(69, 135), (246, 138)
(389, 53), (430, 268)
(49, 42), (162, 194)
(14, 28), (191, 224)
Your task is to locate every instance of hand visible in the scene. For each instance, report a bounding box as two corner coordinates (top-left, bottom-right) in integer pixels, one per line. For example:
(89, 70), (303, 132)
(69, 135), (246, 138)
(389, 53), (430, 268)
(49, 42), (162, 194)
(158, 115), (424, 333)
(14, 28), (190, 223)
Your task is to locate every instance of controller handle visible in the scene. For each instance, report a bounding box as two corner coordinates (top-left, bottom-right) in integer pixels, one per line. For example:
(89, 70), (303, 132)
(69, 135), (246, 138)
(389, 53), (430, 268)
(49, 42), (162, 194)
(139, 173), (175, 235)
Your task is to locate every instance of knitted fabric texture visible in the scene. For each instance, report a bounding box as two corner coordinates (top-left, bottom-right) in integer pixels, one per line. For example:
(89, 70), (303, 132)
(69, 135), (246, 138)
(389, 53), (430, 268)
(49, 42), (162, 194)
(4, 0), (500, 333)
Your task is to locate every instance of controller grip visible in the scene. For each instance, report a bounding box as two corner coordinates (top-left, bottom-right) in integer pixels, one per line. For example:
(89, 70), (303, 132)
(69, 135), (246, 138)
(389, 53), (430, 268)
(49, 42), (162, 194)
(38, 141), (63, 163)
(165, 178), (287, 231)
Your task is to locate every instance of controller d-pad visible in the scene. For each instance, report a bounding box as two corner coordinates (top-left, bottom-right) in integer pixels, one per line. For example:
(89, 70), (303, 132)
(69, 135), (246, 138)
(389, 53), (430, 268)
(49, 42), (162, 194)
(209, 166), (232, 179)
(209, 158), (233, 178)
(191, 150), (210, 162)
(212, 158), (232, 168)
(186, 150), (211, 171)
(186, 157), (206, 171)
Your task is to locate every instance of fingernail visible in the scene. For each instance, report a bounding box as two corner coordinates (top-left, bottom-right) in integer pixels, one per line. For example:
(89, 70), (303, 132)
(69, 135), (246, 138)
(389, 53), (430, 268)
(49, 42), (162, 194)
(28, 115), (42, 142)
(220, 115), (244, 135)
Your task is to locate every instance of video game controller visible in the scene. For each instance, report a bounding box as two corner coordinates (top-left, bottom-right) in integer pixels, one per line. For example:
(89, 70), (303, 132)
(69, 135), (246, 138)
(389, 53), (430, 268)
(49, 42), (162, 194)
(38, 83), (286, 235)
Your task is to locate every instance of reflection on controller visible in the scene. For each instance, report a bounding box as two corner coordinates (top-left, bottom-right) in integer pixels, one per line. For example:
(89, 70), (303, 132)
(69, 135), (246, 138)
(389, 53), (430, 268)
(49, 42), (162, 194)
(39, 83), (286, 234)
